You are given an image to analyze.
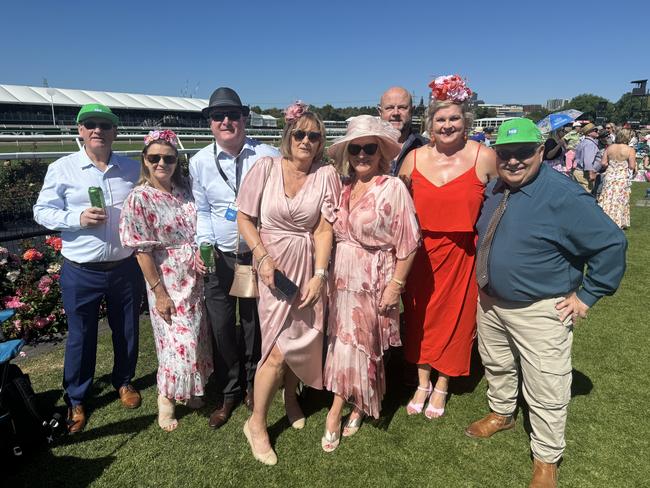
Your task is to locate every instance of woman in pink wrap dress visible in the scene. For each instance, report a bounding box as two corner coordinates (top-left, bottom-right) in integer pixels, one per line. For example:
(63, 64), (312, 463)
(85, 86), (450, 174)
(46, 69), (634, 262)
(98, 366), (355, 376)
(236, 103), (341, 465)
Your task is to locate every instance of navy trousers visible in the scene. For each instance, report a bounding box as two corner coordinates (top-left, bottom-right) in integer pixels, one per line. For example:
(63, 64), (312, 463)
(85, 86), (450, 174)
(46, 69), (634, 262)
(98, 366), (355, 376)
(60, 256), (144, 406)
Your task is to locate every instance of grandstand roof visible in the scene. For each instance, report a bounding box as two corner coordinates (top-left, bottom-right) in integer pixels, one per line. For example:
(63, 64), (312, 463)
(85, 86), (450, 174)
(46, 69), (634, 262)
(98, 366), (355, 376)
(0, 84), (209, 112)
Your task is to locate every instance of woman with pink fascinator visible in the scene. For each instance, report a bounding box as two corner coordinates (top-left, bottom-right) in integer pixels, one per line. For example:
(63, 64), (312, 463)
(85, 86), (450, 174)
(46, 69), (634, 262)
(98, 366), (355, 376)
(321, 115), (420, 452)
(120, 130), (213, 432)
(399, 76), (497, 419)
(236, 101), (341, 465)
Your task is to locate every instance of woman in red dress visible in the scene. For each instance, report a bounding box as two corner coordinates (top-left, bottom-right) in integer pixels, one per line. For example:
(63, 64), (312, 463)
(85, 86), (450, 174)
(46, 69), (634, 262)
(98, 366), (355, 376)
(399, 76), (496, 418)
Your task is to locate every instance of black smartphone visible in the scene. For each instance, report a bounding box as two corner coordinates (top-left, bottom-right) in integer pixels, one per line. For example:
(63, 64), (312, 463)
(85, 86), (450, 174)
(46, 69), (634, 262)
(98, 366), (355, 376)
(273, 270), (299, 301)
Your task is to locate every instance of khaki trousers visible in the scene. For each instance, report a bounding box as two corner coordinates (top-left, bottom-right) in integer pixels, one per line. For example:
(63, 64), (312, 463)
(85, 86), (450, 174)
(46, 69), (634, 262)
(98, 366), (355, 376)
(572, 169), (593, 192)
(477, 292), (573, 464)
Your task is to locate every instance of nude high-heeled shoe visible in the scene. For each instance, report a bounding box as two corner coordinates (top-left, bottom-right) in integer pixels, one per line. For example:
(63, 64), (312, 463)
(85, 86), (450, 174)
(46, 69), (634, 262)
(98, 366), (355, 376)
(243, 419), (277, 466)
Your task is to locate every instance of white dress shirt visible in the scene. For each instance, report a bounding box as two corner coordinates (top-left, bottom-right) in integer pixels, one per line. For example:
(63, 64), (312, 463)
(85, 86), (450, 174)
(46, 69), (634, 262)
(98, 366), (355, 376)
(33, 148), (140, 263)
(189, 137), (279, 252)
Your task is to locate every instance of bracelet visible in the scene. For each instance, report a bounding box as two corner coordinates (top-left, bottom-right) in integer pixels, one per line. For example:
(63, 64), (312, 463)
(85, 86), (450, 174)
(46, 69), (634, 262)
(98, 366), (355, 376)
(150, 279), (161, 290)
(251, 241), (263, 254)
(314, 268), (328, 281)
(257, 254), (271, 271)
(390, 277), (405, 289)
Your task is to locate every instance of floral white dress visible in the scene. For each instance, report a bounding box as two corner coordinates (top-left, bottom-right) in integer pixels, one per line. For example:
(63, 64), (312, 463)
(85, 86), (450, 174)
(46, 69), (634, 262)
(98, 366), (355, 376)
(119, 184), (213, 401)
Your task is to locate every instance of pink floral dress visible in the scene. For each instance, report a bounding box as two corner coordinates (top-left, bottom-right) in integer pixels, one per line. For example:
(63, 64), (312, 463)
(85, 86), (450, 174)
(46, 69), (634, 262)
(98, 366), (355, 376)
(119, 184), (213, 401)
(323, 176), (420, 418)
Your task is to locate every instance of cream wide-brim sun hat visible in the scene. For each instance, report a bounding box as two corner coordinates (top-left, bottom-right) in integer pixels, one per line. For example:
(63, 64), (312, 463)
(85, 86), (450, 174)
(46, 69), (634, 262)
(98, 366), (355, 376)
(327, 115), (402, 164)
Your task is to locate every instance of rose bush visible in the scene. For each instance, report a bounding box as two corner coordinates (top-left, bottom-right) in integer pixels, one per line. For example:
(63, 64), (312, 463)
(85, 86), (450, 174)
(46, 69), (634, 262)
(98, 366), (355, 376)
(1, 236), (67, 340)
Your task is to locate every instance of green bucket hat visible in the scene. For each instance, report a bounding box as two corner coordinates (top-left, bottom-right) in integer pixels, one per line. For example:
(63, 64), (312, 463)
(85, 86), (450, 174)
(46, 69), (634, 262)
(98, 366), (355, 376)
(76, 103), (119, 126)
(493, 118), (542, 146)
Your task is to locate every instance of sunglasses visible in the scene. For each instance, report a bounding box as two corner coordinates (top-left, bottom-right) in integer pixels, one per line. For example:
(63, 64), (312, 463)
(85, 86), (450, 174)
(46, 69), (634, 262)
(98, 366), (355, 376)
(210, 110), (243, 122)
(292, 130), (322, 143)
(348, 143), (378, 156)
(496, 146), (539, 162)
(145, 154), (178, 165)
(82, 120), (114, 130)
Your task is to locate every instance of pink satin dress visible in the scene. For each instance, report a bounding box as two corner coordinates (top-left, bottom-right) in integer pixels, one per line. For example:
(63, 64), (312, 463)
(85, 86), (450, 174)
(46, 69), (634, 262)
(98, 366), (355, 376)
(237, 157), (341, 388)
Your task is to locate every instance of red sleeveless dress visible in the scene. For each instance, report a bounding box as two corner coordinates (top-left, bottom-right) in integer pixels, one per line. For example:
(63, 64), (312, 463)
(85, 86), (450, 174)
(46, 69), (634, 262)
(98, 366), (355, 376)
(402, 146), (485, 376)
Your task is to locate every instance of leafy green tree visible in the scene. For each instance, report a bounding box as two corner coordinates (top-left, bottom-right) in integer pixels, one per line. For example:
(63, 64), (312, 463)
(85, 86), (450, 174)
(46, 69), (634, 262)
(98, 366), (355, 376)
(525, 108), (551, 122)
(613, 93), (650, 125)
(474, 106), (497, 119)
(564, 94), (614, 121)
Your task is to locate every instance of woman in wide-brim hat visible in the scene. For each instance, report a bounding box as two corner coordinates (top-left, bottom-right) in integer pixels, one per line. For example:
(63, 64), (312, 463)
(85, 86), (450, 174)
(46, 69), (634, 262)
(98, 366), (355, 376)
(321, 115), (420, 452)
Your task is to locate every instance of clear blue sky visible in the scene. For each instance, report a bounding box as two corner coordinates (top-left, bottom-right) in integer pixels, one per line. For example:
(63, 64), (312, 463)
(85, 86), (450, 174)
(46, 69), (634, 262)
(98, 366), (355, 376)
(4, 0), (648, 107)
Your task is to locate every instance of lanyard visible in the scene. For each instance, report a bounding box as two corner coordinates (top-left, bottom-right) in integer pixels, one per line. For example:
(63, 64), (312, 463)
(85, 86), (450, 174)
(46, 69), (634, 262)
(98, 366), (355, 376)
(213, 144), (242, 197)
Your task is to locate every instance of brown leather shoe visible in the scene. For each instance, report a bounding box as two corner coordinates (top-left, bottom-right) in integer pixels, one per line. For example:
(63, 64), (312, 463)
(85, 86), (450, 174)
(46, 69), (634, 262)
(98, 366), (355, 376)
(529, 458), (557, 488)
(243, 388), (254, 412)
(465, 412), (515, 438)
(208, 399), (237, 429)
(67, 405), (86, 433)
(118, 384), (142, 409)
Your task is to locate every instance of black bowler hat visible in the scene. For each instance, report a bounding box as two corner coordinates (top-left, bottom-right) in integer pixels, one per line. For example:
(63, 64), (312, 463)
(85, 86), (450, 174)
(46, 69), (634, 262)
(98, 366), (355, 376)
(201, 87), (250, 118)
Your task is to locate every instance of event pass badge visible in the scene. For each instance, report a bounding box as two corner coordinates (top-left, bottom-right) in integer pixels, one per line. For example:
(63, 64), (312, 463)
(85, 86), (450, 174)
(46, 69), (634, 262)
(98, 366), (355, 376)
(225, 203), (238, 222)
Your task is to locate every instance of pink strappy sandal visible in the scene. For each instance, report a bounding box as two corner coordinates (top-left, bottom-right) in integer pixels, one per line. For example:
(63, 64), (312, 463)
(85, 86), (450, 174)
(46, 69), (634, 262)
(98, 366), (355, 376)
(424, 388), (448, 419)
(406, 382), (432, 415)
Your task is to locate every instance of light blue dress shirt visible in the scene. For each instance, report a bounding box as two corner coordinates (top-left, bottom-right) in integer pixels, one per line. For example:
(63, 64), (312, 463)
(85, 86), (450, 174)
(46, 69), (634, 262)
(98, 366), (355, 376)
(189, 138), (279, 252)
(33, 148), (140, 263)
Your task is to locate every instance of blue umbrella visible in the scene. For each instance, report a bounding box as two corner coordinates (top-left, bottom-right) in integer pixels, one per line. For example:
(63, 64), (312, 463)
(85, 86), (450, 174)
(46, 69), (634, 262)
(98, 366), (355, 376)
(537, 109), (583, 133)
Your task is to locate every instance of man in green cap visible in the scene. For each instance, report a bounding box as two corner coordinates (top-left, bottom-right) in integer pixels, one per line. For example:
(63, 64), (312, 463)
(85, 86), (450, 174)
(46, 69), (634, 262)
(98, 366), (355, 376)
(34, 103), (144, 433)
(464, 118), (627, 487)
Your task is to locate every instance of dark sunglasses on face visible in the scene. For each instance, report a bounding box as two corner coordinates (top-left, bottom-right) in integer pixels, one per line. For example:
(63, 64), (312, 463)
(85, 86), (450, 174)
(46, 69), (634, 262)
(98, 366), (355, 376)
(210, 110), (243, 122)
(348, 143), (378, 156)
(292, 130), (322, 143)
(82, 120), (114, 130)
(145, 154), (178, 165)
(496, 146), (539, 162)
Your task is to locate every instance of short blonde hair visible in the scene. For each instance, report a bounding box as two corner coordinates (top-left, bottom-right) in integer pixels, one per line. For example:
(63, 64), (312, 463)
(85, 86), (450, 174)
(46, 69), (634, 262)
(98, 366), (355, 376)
(615, 128), (632, 145)
(279, 112), (326, 163)
(336, 137), (391, 178)
(426, 99), (474, 135)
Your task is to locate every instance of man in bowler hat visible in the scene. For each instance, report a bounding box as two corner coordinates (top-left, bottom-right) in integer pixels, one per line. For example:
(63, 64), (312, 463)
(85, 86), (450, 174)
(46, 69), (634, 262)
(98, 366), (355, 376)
(189, 87), (279, 428)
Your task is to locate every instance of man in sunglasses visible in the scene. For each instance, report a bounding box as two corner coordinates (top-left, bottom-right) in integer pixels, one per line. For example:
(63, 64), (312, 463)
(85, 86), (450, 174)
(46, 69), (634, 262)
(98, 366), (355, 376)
(465, 118), (626, 487)
(34, 103), (144, 433)
(189, 87), (279, 429)
(378, 86), (428, 175)
(573, 123), (600, 192)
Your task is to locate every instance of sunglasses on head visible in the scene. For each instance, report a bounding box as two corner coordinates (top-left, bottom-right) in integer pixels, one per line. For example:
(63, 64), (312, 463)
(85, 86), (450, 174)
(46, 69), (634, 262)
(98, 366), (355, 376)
(292, 130), (322, 143)
(496, 146), (539, 162)
(82, 120), (114, 130)
(210, 110), (244, 122)
(145, 154), (178, 165)
(347, 143), (378, 156)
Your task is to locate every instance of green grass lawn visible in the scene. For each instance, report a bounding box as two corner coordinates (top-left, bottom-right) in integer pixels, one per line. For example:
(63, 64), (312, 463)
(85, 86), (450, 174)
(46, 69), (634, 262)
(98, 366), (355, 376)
(7, 184), (650, 487)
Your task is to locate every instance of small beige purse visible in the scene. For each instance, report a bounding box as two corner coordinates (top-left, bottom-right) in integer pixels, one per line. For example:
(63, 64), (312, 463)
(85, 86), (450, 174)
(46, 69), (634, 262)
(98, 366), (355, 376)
(229, 233), (259, 298)
(228, 159), (273, 299)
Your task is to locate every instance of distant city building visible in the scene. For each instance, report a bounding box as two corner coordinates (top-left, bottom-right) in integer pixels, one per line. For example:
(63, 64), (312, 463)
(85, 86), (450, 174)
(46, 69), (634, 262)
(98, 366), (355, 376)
(478, 104), (524, 118)
(523, 105), (543, 114)
(545, 99), (569, 111)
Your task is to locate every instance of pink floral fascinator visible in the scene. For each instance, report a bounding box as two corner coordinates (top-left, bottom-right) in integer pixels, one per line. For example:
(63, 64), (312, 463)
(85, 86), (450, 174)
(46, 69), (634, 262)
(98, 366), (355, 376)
(144, 129), (178, 147)
(284, 100), (310, 123)
(428, 75), (473, 102)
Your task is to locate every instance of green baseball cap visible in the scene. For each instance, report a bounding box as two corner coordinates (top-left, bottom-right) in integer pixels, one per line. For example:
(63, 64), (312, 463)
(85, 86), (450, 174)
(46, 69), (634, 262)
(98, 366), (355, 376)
(493, 118), (542, 146)
(76, 103), (119, 125)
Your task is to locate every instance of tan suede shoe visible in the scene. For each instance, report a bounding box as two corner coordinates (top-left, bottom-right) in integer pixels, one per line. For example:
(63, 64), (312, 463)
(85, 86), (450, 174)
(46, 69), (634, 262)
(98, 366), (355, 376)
(529, 458), (557, 488)
(118, 384), (142, 409)
(464, 412), (515, 438)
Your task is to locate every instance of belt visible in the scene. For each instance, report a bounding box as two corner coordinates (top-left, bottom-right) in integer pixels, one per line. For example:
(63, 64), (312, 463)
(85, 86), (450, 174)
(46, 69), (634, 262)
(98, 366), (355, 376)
(64, 256), (132, 271)
(219, 250), (252, 259)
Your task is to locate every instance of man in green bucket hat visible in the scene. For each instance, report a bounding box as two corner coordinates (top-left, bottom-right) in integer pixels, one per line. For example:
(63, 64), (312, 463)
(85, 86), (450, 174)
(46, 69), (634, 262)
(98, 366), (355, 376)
(464, 118), (627, 487)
